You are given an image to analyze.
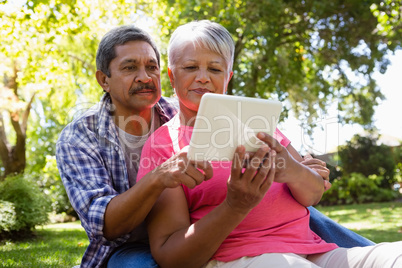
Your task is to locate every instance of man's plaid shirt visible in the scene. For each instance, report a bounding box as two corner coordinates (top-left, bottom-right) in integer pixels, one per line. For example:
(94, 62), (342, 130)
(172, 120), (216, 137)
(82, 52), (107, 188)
(56, 93), (178, 268)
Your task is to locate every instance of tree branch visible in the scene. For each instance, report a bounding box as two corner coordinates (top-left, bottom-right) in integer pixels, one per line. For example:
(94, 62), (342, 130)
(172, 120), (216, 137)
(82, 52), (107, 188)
(234, 33), (244, 64)
(9, 110), (23, 138)
(0, 114), (10, 169)
(21, 92), (36, 135)
(67, 52), (96, 72)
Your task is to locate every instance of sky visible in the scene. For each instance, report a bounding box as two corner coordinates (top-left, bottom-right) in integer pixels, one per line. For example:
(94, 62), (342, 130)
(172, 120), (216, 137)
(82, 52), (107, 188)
(279, 50), (402, 156)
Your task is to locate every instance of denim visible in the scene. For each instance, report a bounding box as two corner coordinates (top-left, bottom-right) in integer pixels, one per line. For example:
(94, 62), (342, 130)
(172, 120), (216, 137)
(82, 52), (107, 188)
(308, 206), (375, 248)
(107, 242), (158, 268)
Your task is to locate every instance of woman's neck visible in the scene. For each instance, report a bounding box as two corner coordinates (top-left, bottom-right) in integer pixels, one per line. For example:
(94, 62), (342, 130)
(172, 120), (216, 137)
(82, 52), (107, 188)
(179, 107), (198, 127)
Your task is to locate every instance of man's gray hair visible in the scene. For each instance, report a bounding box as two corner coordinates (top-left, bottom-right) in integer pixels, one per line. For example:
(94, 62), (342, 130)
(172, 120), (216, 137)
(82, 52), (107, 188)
(96, 25), (160, 77)
(168, 20), (235, 71)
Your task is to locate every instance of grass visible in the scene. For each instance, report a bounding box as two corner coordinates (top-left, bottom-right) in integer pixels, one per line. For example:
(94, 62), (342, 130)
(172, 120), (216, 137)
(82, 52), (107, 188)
(0, 202), (401, 267)
(0, 221), (88, 268)
(315, 201), (402, 243)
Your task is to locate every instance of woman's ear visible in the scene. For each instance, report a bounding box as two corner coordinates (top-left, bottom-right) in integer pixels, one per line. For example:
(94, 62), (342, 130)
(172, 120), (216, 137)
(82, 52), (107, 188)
(224, 71), (234, 94)
(96, 70), (110, 92)
(168, 67), (175, 88)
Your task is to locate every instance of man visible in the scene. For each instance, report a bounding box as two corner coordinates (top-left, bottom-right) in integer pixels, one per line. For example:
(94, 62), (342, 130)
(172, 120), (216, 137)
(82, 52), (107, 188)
(56, 25), (373, 268)
(56, 25), (213, 268)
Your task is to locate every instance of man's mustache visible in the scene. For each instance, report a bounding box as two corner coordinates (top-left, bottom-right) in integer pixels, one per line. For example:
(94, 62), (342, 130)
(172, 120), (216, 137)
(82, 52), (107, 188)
(129, 84), (157, 95)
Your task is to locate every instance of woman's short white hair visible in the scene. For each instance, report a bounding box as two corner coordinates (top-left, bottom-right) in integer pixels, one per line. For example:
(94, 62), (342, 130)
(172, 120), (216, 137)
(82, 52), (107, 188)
(168, 20), (235, 71)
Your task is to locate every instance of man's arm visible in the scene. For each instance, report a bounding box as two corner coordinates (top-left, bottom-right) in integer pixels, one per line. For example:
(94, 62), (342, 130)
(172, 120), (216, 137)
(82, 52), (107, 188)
(103, 173), (169, 240)
(103, 149), (213, 240)
(57, 127), (213, 243)
(56, 140), (123, 244)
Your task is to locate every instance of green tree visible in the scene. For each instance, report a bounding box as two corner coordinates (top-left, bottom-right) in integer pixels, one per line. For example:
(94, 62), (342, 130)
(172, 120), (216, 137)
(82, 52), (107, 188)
(0, 0), (142, 178)
(1, 0), (401, 212)
(0, 0), (162, 220)
(145, 0), (401, 130)
(338, 134), (396, 188)
(0, 0), (81, 178)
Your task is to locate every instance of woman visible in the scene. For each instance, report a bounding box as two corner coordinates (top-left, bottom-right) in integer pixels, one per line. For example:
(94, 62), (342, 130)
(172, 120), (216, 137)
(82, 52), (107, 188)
(137, 20), (402, 267)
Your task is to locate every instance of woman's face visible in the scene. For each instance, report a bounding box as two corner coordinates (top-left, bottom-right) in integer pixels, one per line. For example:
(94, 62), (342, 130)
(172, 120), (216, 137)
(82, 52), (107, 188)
(168, 43), (233, 120)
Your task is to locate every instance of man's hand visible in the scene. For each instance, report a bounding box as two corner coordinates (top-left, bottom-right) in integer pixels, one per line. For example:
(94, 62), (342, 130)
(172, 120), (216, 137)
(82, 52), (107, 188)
(154, 146), (213, 189)
(301, 154), (331, 191)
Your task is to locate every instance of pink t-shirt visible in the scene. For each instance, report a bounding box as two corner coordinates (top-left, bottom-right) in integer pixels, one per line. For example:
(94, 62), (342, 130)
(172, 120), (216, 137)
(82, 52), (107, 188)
(137, 115), (338, 262)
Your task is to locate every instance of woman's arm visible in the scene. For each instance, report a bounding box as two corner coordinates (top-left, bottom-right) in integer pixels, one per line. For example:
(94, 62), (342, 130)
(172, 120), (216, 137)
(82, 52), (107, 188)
(257, 132), (325, 207)
(147, 187), (248, 268)
(146, 145), (275, 268)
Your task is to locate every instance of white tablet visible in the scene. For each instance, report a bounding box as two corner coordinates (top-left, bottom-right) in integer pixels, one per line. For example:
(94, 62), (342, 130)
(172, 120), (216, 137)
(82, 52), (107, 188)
(187, 93), (282, 161)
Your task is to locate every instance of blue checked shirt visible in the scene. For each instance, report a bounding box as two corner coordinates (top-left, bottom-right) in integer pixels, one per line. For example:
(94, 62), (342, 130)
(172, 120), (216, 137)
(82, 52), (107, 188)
(56, 93), (178, 268)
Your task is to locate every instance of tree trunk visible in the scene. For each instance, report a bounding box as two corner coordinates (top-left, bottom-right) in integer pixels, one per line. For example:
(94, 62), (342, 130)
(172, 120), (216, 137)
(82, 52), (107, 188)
(0, 64), (35, 180)
(0, 126), (26, 179)
(228, 35), (244, 96)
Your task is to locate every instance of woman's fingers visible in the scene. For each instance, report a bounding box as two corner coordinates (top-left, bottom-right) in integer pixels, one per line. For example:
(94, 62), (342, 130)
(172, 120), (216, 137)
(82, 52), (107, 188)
(260, 151), (276, 192)
(241, 145), (269, 179)
(253, 150), (276, 191)
(256, 132), (283, 153)
(231, 145), (246, 179)
(226, 145), (275, 213)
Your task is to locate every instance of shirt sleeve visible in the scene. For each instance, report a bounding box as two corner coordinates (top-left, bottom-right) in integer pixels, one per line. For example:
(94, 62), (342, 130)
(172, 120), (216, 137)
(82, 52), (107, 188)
(274, 128), (291, 148)
(56, 131), (129, 247)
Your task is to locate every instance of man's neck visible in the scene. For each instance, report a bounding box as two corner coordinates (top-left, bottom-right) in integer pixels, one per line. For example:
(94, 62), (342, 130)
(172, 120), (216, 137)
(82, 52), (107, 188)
(113, 108), (153, 136)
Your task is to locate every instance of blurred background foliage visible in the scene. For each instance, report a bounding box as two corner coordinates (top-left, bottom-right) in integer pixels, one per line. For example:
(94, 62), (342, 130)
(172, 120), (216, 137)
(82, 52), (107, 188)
(0, 0), (401, 235)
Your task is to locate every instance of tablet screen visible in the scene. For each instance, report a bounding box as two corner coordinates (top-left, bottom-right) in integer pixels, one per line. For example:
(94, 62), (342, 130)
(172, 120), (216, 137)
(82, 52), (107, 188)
(187, 93), (282, 161)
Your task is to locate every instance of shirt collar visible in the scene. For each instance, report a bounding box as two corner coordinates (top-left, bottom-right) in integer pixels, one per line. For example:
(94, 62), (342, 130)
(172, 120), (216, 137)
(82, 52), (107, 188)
(97, 93), (178, 141)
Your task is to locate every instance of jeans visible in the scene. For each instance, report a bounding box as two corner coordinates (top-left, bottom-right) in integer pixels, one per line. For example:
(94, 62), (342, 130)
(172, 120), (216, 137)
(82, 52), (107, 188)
(308, 206), (375, 248)
(107, 242), (158, 268)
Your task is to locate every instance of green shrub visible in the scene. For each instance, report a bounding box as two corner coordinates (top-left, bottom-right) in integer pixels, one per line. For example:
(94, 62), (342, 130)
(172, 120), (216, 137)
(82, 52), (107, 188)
(338, 134), (397, 188)
(321, 172), (399, 206)
(0, 201), (17, 232)
(0, 174), (51, 236)
(38, 155), (72, 214)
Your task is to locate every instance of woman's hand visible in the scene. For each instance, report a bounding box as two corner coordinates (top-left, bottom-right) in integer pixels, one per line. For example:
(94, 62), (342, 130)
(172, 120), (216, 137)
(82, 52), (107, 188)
(255, 132), (325, 206)
(225, 144), (276, 214)
(255, 132), (299, 184)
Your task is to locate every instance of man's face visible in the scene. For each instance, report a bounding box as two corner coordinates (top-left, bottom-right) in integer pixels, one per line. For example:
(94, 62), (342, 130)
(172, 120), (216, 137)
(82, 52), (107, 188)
(99, 41), (161, 117)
